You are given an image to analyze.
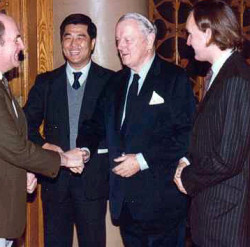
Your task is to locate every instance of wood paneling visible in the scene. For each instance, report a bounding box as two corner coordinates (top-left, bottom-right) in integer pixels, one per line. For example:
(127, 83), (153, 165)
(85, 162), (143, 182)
(37, 0), (53, 73)
(25, 1), (53, 246)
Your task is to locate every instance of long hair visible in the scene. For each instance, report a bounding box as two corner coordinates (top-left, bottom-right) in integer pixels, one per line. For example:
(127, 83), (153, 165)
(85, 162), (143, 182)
(192, 0), (243, 51)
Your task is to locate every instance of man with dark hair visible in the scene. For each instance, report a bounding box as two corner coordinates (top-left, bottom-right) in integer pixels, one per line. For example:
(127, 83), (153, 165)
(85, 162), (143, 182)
(24, 13), (113, 247)
(0, 13), (84, 247)
(77, 13), (195, 246)
(174, 1), (250, 246)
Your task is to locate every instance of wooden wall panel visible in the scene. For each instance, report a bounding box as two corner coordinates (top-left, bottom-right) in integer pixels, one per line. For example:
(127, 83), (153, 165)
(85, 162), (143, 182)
(37, 0), (53, 73)
(26, 2), (53, 247)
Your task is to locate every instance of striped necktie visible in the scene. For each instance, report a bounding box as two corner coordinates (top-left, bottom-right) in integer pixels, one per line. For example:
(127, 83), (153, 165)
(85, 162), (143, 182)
(202, 68), (213, 100)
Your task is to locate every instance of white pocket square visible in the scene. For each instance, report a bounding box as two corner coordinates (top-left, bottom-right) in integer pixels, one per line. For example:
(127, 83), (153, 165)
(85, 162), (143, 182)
(149, 91), (164, 105)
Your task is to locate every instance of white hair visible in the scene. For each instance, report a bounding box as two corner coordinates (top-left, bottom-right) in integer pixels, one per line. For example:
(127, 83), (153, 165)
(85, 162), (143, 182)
(118, 12), (157, 37)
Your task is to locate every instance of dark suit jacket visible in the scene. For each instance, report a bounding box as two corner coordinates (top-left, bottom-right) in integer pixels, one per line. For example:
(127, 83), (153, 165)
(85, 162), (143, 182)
(0, 80), (60, 238)
(182, 52), (250, 247)
(77, 56), (195, 226)
(24, 62), (114, 200)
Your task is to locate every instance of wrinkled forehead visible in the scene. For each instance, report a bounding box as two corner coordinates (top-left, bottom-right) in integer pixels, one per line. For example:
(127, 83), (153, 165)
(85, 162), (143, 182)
(116, 19), (144, 37)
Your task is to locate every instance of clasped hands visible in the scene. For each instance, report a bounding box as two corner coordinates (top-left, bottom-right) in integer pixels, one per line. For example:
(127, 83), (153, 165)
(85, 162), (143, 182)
(26, 143), (89, 194)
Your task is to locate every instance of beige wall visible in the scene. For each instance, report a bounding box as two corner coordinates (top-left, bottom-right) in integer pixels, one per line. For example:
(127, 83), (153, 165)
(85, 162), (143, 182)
(53, 0), (148, 71)
(53, 1), (148, 246)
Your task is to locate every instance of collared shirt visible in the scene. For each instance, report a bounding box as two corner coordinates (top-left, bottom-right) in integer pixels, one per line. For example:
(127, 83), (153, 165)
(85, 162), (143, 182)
(121, 54), (155, 125)
(121, 54), (155, 171)
(208, 49), (233, 90)
(66, 60), (91, 86)
(0, 71), (2, 80)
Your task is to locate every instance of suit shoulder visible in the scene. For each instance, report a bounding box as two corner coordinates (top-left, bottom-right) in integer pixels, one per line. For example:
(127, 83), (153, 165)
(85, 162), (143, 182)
(229, 53), (250, 79)
(91, 62), (115, 77)
(35, 64), (66, 83)
(158, 58), (187, 76)
(99, 68), (126, 95)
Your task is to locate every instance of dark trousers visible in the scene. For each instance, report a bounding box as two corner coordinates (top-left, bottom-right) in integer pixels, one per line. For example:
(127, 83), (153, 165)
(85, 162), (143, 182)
(119, 204), (184, 247)
(42, 173), (107, 247)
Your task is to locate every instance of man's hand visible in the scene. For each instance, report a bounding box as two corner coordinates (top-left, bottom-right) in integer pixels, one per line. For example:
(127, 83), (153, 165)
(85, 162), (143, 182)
(27, 172), (37, 194)
(113, 154), (140, 177)
(42, 143), (63, 153)
(174, 160), (188, 194)
(60, 148), (85, 174)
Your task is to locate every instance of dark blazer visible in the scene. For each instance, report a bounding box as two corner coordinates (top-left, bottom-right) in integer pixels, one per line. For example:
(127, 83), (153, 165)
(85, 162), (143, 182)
(24, 62), (114, 200)
(77, 56), (195, 225)
(182, 52), (250, 247)
(0, 80), (60, 238)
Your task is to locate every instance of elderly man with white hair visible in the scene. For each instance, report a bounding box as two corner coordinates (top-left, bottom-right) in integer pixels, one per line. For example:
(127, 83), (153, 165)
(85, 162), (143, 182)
(77, 13), (195, 246)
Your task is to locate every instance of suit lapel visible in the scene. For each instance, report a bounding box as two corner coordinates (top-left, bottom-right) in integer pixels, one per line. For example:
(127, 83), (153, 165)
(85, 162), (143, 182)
(117, 56), (161, 133)
(50, 65), (70, 132)
(115, 68), (130, 130)
(195, 52), (237, 119)
(0, 81), (24, 131)
(0, 81), (17, 118)
(78, 62), (100, 127)
(137, 56), (160, 101)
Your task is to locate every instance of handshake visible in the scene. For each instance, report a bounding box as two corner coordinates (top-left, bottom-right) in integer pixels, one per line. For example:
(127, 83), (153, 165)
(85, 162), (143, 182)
(59, 148), (89, 174)
(26, 144), (90, 194)
(43, 143), (90, 174)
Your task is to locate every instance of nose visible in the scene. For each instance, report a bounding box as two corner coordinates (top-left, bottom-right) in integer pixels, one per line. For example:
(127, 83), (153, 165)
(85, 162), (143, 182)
(19, 38), (25, 50)
(70, 38), (78, 47)
(117, 39), (124, 51)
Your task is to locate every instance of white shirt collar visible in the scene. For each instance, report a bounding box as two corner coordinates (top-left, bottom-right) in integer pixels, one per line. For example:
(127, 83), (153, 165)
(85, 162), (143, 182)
(209, 49), (233, 87)
(130, 53), (155, 92)
(0, 71), (2, 80)
(66, 60), (92, 86)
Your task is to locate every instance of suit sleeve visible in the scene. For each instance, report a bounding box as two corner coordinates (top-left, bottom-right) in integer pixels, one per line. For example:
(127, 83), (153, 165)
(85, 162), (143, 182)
(0, 88), (60, 177)
(182, 76), (250, 196)
(76, 81), (109, 154)
(143, 70), (195, 171)
(23, 74), (48, 146)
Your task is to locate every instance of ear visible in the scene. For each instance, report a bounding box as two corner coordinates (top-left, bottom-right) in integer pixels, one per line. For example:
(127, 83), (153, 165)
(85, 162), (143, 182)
(91, 38), (96, 51)
(205, 28), (212, 46)
(147, 33), (155, 50)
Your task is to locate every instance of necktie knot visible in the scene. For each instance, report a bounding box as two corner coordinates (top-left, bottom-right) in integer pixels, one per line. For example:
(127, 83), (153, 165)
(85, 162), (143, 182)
(72, 72), (82, 90)
(129, 73), (140, 95)
(133, 73), (140, 83)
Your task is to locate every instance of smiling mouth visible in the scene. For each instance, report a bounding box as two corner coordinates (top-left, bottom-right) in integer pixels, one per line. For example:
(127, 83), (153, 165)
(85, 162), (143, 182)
(121, 53), (129, 59)
(69, 51), (80, 56)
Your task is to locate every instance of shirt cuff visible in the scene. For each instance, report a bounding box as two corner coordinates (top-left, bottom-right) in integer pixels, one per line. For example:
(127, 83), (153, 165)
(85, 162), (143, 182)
(180, 157), (190, 166)
(136, 153), (149, 171)
(80, 147), (90, 163)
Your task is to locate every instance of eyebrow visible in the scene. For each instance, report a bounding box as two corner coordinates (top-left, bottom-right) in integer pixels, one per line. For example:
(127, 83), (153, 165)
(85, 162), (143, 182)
(63, 33), (87, 37)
